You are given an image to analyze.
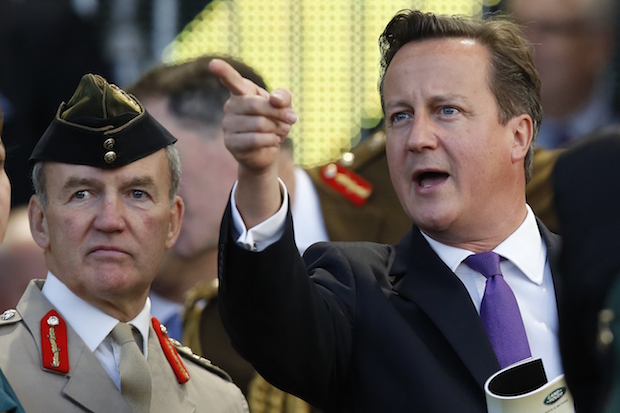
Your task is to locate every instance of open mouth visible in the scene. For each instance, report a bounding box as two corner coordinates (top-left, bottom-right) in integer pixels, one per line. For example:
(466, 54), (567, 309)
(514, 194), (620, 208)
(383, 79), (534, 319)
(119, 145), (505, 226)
(415, 171), (449, 189)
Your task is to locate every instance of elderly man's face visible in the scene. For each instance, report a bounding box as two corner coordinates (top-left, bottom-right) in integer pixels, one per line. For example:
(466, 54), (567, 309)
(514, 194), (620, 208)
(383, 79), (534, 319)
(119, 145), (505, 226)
(28, 149), (183, 313)
(384, 38), (531, 248)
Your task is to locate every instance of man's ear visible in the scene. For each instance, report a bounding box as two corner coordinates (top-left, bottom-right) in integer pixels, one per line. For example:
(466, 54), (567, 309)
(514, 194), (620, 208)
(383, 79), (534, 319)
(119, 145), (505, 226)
(28, 195), (49, 250)
(511, 114), (534, 164)
(165, 195), (184, 250)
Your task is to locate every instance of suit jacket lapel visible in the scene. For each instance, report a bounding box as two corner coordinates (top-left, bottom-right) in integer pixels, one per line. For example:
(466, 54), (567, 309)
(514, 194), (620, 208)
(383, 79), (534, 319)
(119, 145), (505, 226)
(390, 229), (500, 388)
(538, 219), (564, 311)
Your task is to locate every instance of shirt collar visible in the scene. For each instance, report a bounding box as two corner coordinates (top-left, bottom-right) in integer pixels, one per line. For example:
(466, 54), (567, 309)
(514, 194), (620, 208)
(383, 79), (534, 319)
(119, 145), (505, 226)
(41, 272), (152, 355)
(421, 205), (546, 285)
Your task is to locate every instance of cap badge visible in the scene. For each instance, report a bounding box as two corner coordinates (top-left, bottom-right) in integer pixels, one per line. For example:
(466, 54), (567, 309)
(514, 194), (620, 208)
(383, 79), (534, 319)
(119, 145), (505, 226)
(103, 138), (115, 150)
(104, 151), (117, 164)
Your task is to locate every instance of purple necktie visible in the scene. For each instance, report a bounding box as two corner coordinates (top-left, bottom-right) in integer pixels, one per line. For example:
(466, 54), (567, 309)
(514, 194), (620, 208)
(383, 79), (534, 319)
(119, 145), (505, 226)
(464, 252), (532, 368)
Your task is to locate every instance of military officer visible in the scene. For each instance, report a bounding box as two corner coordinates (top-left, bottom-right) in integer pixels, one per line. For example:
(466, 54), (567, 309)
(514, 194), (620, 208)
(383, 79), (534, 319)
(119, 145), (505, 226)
(0, 74), (248, 413)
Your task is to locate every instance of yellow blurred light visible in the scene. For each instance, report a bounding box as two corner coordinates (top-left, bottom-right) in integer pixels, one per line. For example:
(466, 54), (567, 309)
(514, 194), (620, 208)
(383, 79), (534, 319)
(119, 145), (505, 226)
(164, 0), (483, 167)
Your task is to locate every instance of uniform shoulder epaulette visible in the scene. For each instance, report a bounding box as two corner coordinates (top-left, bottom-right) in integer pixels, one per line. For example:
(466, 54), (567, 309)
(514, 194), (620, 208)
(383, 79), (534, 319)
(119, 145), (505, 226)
(153, 317), (233, 383)
(169, 336), (233, 383)
(0, 309), (22, 326)
(309, 129), (387, 207)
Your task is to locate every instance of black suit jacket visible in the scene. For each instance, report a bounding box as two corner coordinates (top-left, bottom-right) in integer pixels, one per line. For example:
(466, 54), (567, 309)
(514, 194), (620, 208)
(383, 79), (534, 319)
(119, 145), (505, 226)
(218, 203), (562, 413)
(553, 129), (620, 413)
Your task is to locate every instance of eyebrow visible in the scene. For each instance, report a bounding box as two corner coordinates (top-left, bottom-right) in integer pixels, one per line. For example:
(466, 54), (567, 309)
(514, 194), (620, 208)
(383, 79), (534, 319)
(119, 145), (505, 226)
(126, 176), (158, 191)
(428, 93), (471, 106)
(61, 175), (158, 193)
(385, 93), (471, 111)
(61, 177), (100, 192)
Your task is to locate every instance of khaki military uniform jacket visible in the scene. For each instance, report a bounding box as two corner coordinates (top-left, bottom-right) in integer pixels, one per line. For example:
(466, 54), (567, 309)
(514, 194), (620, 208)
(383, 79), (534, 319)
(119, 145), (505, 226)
(0, 280), (249, 413)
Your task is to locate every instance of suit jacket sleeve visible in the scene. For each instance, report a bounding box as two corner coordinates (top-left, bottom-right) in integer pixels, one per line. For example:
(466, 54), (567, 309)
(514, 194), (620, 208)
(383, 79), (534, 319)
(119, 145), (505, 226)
(218, 201), (391, 410)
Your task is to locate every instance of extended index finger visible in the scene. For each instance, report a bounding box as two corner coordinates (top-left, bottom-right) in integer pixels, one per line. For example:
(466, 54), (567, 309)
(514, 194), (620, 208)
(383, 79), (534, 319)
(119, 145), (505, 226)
(209, 58), (260, 96)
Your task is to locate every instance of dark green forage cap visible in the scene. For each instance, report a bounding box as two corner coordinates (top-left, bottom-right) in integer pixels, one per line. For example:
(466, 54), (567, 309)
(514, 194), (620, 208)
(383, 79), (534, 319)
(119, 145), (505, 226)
(30, 73), (176, 168)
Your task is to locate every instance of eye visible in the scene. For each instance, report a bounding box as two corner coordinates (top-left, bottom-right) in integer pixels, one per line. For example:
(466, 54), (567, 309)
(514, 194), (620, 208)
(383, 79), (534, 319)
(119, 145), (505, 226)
(73, 190), (90, 200)
(390, 112), (410, 123)
(131, 190), (146, 199)
(440, 106), (459, 116)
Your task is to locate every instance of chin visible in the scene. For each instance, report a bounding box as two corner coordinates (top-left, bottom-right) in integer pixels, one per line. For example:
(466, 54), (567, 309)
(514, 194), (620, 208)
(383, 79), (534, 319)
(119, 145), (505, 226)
(410, 208), (455, 234)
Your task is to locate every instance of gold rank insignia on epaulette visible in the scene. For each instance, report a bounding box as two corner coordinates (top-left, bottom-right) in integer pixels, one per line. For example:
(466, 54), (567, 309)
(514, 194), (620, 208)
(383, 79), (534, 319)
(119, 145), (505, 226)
(320, 162), (373, 206)
(318, 129), (387, 206)
(152, 317), (190, 384)
(41, 310), (70, 374)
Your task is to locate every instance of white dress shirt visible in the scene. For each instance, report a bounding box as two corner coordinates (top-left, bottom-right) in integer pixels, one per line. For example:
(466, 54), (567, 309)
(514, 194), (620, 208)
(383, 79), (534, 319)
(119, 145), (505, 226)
(231, 185), (563, 380)
(42, 272), (152, 390)
(291, 166), (329, 253)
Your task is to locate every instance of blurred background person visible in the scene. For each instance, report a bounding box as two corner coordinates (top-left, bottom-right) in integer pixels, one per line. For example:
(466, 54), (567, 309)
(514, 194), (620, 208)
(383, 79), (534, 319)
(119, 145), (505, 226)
(0, 102), (26, 413)
(128, 56), (330, 345)
(128, 54), (410, 341)
(553, 127), (620, 413)
(0, 206), (46, 310)
(505, 0), (619, 149)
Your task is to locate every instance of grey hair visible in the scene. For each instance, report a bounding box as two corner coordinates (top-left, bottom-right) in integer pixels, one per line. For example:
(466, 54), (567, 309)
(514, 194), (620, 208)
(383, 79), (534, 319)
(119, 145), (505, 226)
(32, 144), (181, 208)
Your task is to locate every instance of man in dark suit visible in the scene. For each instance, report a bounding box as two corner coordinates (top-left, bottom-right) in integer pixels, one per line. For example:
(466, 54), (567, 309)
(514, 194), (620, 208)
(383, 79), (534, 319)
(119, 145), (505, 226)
(212, 10), (562, 412)
(553, 128), (620, 413)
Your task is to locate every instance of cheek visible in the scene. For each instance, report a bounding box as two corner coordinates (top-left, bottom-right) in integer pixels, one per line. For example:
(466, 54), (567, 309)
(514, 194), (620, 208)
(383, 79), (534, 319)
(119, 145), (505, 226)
(145, 213), (169, 237)
(386, 139), (408, 178)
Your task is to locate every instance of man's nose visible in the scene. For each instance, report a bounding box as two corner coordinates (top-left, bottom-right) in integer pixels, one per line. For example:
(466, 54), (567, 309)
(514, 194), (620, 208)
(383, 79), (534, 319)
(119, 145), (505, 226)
(407, 113), (439, 153)
(93, 195), (127, 232)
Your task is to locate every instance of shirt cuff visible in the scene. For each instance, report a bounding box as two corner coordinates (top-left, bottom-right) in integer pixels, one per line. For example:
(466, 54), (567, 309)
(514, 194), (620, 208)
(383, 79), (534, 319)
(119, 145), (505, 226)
(230, 178), (288, 252)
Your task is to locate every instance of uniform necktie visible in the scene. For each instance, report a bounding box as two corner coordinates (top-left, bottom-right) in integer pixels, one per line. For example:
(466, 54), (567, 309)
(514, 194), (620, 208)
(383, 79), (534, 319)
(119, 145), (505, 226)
(464, 252), (532, 368)
(110, 322), (152, 413)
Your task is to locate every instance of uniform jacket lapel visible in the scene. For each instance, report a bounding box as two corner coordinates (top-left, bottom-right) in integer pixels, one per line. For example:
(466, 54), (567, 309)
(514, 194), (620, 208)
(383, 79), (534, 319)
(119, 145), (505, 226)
(147, 325), (196, 412)
(17, 281), (129, 412)
(62, 343), (128, 412)
(390, 229), (500, 388)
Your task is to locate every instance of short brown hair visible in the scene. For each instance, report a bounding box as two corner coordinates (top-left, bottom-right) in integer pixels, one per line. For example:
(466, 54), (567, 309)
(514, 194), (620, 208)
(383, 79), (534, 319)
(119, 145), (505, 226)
(378, 10), (542, 183)
(128, 55), (268, 133)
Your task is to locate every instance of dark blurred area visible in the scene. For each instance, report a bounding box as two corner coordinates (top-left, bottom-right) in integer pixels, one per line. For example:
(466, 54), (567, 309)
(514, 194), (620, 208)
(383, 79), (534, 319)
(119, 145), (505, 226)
(0, 0), (111, 207)
(0, 0), (209, 207)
